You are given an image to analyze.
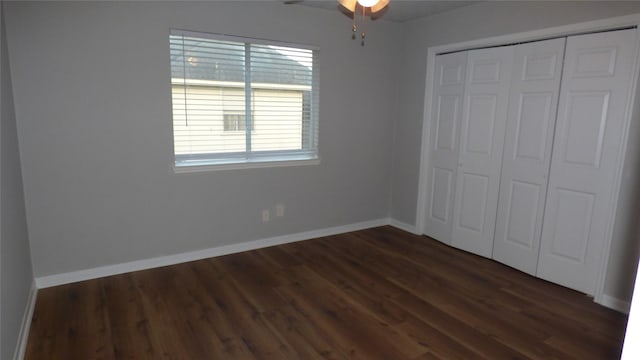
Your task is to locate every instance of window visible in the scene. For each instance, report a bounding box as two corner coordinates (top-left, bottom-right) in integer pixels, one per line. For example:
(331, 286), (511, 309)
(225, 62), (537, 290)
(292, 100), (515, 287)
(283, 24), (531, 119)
(169, 30), (319, 169)
(223, 112), (252, 132)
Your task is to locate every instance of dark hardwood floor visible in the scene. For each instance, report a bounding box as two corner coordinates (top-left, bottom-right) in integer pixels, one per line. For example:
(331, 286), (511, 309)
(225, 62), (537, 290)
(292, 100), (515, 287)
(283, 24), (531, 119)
(25, 226), (628, 359)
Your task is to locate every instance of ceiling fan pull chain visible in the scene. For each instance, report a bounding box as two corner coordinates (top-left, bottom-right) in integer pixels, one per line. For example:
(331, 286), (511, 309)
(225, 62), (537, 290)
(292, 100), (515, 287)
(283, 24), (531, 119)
(361, 5), (366, 46)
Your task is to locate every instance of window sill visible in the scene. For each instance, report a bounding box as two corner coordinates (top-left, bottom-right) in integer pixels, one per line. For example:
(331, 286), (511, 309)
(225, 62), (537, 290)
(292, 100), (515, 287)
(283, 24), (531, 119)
(173, 156), (320, 173)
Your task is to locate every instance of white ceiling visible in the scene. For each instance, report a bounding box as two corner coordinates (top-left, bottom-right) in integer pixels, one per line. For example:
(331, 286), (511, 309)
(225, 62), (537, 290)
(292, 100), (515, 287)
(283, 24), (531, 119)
(291, 0), (480, 23)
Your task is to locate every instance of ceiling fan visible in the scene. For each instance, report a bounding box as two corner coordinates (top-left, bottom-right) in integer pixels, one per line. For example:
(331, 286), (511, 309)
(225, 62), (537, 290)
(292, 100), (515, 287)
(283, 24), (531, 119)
(285, 0), (391, 45)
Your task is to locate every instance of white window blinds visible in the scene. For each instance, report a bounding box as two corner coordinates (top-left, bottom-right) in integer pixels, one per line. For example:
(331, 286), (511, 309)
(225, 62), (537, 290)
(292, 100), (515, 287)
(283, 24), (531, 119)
(169, 30), (319, 169)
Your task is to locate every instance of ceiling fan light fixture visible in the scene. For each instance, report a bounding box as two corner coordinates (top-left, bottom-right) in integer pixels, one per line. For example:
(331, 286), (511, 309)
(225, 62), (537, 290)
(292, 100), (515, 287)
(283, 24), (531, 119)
(357, 0), (379, 7)
(337, 0), (389, 46)
(338, 0), (389, 13)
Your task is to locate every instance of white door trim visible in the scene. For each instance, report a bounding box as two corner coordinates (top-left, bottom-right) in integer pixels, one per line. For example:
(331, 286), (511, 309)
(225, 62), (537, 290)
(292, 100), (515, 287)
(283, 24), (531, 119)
(417, 13), (640, 305)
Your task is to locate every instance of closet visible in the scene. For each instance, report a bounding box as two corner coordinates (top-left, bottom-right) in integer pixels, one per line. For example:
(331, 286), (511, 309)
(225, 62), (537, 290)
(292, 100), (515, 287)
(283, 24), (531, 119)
(423, 28), (637, 296)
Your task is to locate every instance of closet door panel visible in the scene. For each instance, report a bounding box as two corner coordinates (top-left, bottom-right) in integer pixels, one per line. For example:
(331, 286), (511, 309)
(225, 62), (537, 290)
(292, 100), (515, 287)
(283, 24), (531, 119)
(538, 29), (637, 295)
(458, 173), (490, 233)
(451, 46), (514, 257)
(493, 38), (566, 275)
(423, 52), (467, 244)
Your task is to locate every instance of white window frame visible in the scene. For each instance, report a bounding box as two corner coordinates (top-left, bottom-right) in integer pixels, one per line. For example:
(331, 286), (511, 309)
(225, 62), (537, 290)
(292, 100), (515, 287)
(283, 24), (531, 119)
(169, 29), (320, 172)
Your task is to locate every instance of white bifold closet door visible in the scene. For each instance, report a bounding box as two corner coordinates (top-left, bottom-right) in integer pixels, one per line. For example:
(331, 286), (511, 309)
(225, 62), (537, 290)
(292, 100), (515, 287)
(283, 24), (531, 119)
(450, 47), (514, 258)
(423, 27), (638, 296)
(423, 52), (467, 244)
(537, 29), (637, 295)
(492, 38), (566, 275)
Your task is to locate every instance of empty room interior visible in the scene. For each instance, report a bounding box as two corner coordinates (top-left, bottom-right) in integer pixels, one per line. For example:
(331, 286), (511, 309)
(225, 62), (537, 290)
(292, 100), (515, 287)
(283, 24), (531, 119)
(5, 0), (640, 359)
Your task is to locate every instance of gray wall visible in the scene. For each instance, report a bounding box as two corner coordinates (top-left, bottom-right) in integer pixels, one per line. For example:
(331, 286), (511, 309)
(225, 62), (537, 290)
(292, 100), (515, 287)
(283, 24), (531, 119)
(389, 1), (640, 302)
(1, 1), (34, 358)
(3, 1), (402, 277)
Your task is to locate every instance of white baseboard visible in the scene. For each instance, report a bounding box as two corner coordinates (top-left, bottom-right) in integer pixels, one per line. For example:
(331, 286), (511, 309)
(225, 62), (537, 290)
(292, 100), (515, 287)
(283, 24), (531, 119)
(389, 218), (419, 235)
(14, 280), (38, 360)
(35, 218), (391, 289)
(598, 294), (631, 314)
(31, 218), (631, 317)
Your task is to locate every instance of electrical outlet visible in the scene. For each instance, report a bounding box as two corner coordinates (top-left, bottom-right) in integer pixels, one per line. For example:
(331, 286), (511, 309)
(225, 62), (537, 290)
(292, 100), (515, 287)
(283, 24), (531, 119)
(262, 209), (270, 223)
(276, 203), (285, 217)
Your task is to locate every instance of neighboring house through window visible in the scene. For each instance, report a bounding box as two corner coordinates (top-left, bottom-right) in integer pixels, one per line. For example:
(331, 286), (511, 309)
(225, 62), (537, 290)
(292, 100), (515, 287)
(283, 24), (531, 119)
(223, 112), (249, 132)
(169, 30), (319, 169)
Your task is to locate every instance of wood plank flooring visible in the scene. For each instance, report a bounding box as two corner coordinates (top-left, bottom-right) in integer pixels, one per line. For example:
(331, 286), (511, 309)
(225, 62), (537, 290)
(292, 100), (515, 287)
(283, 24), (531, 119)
(25, 226), (629, 359)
